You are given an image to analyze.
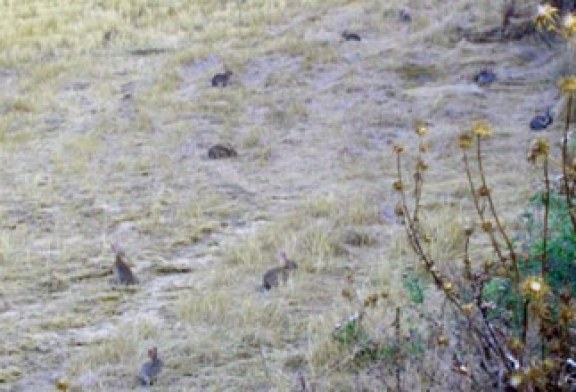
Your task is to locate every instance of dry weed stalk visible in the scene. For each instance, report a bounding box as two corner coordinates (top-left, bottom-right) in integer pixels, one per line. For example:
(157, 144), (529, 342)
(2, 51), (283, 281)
(392, 114), (575, 389)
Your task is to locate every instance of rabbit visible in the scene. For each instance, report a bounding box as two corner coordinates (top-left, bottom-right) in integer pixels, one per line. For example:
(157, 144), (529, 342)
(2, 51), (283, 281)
(208, 144), (238, 159)
(138, 347), (163, 386)
(261, 252), (298, 291)
(111, 243), (138, 285)
(341, 30), (362, 42)
(473, 68), (497, 87)
(530, 107), (553, 131)
(211, 69), (233, 87)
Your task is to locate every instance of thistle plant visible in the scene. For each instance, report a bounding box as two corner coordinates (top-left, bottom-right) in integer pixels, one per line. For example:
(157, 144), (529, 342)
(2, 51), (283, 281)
(392, 112), (575, 389)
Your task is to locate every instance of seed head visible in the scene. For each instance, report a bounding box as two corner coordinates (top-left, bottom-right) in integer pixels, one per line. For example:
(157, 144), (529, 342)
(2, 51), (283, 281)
(415, 121), (428, 137)
(563, 13), (576, 36)
(393, 180), (404, 191)
(461, 303), (475, 316)
(472, 120), (492, 138)
(481, 220), (493, 232)
(477, 185), (490, 197)
(535, 3), (558, 31)
(559, 75), (576, 94)
(437, 335), (449, 346)
(393, 144), (404, 155)
(527, 137), (550, 163)
(521, 277), (549, 299)
(416, 159), (429, 171)
(458, 132), (474, 149)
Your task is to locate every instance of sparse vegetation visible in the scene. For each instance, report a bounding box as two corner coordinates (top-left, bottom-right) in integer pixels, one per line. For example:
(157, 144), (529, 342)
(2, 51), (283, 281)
(1, 0), (575, 390)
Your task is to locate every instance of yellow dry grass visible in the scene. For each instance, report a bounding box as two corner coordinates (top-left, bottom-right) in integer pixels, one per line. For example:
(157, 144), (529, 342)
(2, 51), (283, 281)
(0, 0), (565, 390)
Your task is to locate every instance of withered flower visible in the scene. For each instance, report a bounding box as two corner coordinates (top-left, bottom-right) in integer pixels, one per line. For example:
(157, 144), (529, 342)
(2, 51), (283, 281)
(481, 220), (493, 232)
(393, 144), (404, 154)
(416, 159), (429, 171)
(559, 75), (576, 94)
(477, 185), (490, 197)
(458, 132), (474, 149)
(341, 288), (354, 300)
(535, 3), (559, 31)
(528, 137), (550, 163)
(437, 335), (449, 346)
(562, 13), (576, 36)
(415, 121), (428, 137)
(461, 303), (475, 316)
(472, 120), (492, 138)
(521, 277), (549, 300)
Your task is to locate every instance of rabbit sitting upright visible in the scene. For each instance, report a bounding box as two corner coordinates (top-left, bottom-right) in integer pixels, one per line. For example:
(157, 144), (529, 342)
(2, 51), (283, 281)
(138, 347), (163, 386)
(261, 252), (298, 291)
(111, 243), (138, 285)
(211, 69), (233, 87)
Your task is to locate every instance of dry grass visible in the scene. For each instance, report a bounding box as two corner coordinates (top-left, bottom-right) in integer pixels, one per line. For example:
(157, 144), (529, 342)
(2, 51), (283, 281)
(0, 0), (561, 390)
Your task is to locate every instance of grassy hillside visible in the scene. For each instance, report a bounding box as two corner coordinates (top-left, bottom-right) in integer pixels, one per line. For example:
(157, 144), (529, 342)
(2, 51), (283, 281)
(0, 0), (569, 390)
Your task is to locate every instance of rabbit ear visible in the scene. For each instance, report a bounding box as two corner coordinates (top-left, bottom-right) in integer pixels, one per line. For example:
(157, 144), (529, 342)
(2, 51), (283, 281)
(149, 347), (158, 359)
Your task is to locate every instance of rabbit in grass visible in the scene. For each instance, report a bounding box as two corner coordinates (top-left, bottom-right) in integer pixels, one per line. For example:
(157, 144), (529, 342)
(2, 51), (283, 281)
(261, 252), (298, 291)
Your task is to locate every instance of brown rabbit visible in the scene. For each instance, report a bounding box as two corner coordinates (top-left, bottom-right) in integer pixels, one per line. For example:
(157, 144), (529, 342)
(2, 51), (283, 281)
(208, 144), (238, 159)
(261, 252), (298, 291)
(138, 347), (163, 386)
(111, 243), (138, 285)
(211, 69), (233, 87)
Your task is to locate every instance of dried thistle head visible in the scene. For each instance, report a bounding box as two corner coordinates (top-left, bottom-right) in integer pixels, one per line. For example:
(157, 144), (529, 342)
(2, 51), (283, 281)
(341, 288), (355, 300)
(527, 137), (550, 163)
(558, 75), (576, 95)
(393, 180), (405, 191)
(461, 303), (475, 316)
(458, 132), (474, 149)
(481, 220), (493, 232)
(472, 120), (492, 138)
(562, 13), (576, 36)
(521, 277), (549, 300)
(416, 158), (429, 171)
(437, 334), (449, 346)
(535, 3), (559, 31)
(477, 185), (490, 197)
(415, 121), (428, 137)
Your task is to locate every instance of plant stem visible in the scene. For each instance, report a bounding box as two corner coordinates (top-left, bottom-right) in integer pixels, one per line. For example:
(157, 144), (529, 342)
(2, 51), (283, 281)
(476, 136), (520, 283)
(562, 94), (576, 232)
(542, 157), (550, 279)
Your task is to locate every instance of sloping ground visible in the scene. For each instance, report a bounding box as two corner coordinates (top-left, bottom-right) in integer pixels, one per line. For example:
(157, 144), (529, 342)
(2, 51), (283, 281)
(0, 1), (570, 391)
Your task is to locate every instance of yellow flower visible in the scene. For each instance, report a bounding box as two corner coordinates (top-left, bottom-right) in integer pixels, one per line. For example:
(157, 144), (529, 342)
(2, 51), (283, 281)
(563, 13), (576, 36)
(559, 76), (576, 94)
(458, 132), (474, 149)
(472, 120), (492, 138)
(535, 3), (558, 31)
(521, 277), (549, 300)
(442, 281), (454, 293)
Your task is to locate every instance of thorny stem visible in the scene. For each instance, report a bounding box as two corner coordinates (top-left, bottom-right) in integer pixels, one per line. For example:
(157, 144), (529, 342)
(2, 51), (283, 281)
(562, 94), (576, 232)
(521, 299), (529, 345)
(463, 150), (508, 268)
(463, 235), (472, 281)
(476, 136), (519, 282)
(394, 307), (402, 392)
(397, 152), (513, 372)
(542, 157), (550, 279)
(412, 141), (425, 223)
